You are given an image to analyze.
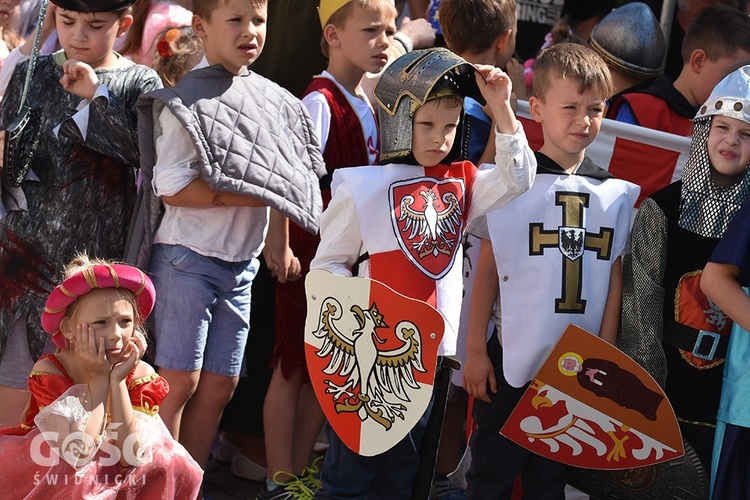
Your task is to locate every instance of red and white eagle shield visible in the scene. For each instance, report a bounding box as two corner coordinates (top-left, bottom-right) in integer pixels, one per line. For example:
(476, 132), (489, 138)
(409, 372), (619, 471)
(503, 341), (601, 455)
(390, 177), (466, 280)
(304, 270), (444, 456)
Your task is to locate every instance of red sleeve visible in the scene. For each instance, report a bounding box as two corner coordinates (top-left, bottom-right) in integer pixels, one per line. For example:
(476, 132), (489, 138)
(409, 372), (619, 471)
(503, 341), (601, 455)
(28, 371), (74, 407)
(129, 374), (169, 416)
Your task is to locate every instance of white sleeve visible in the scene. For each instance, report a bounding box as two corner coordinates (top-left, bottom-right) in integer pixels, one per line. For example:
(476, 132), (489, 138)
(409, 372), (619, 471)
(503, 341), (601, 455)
(151, 106), (200, 197)
(52, 84), (110, 140)
(468, 122), (537, 222)
(302, 90), (331, 154)
(310, 181), (363, 276)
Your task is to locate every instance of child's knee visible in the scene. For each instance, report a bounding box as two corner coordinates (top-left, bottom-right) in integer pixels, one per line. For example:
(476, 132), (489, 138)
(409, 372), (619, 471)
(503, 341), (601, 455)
(195, 372), (239, 408)
(161, 369), (201, 402)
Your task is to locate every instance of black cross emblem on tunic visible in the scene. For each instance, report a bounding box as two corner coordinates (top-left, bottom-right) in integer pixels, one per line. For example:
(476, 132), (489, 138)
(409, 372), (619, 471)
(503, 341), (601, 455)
(528, 191), (614, 313)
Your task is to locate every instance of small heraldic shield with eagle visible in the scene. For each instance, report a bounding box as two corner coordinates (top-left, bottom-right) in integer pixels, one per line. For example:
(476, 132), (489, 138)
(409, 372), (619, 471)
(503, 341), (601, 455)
(305, 270), (444, 456)
(390, 177), (466, 280)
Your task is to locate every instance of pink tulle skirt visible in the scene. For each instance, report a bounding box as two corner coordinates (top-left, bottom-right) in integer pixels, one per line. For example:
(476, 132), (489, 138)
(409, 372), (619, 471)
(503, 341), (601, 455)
(0, 415), (202, 499)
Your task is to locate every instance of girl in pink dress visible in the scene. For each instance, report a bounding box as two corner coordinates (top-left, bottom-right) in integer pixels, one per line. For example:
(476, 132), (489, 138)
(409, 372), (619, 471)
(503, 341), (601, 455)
(0, 255), (202, 499)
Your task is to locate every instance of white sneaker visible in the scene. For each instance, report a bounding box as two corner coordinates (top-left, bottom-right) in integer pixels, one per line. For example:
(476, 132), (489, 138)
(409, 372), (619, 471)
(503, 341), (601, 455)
(231, 452), (267, 482)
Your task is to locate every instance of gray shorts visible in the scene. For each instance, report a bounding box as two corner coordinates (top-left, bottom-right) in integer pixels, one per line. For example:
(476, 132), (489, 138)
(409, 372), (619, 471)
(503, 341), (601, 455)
(0, 319), (55, 389)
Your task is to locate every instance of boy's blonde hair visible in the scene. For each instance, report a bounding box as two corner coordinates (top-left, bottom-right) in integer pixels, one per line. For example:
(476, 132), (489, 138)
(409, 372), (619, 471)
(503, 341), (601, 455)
(439, 0), (516, 56)
(532, 43), (613, 102)
(682, 5), (750, 63)
(320, 0), (397, 59)
(192, 0), (266, 21)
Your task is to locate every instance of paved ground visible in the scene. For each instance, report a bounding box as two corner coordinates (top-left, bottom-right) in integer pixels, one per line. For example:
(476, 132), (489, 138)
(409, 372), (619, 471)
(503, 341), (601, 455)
(199, 456), (590, 500)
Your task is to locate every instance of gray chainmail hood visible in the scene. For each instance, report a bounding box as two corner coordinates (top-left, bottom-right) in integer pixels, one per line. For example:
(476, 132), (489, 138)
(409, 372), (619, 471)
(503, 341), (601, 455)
(679, 65), (750, 236)
(678, 116), (750, 238)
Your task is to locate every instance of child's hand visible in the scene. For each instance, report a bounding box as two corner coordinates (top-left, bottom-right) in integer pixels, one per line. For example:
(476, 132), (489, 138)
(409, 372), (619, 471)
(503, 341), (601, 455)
(474, 64), (512, 107)
(462, 350), (497, 404)
(474, 64), (518, 136)
(41, 4), (57, 38)
(73, 324), (111, 381)
(287, 256), (302, 281)
(60, 59), (100, 101)
(20, 4), (56, 57)
(110, 331), (146, 383)
(264, 244), (300, 283)
(397, 17), (436, 50)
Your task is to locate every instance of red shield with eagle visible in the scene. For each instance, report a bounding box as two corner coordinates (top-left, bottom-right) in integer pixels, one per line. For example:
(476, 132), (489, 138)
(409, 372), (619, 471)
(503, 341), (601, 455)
(304, 270), (444, 456)
(390, 177), (466, 280)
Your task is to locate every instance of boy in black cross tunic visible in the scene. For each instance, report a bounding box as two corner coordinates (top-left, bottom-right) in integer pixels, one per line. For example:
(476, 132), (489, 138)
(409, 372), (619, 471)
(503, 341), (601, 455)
(463, 43), (639, 499)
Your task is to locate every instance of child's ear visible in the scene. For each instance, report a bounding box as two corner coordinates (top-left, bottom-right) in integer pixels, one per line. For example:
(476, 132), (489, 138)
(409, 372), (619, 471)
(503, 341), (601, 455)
(529, 95), (543, 123)
(116, 14), (133, 38)
(60, 317), (73, 337)
(192, 14), (208, 40)
(324, 24), (341, 48)
(494, 28), (513, 57)
(688, 48), (708, 74)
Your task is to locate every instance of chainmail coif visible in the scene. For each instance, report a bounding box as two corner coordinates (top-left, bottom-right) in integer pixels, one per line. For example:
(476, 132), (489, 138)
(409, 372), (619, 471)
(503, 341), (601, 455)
(679, 117), (750, 238)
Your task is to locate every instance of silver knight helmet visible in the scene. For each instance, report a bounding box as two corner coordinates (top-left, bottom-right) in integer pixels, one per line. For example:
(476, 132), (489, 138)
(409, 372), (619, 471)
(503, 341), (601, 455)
(374, 47), (485, 164)
(589, 2), (665, 80)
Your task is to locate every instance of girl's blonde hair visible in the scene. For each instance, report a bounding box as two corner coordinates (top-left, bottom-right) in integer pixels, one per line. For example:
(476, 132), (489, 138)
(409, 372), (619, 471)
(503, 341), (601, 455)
(152, 26), (203, 87)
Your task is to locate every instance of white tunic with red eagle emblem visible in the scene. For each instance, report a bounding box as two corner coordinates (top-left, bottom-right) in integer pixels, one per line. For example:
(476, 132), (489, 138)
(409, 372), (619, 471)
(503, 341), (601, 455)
(311, 125), (536, 355)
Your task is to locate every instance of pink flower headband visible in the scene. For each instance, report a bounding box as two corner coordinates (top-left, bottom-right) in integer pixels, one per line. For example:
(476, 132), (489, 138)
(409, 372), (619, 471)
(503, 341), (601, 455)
(41, 264), (156, 348)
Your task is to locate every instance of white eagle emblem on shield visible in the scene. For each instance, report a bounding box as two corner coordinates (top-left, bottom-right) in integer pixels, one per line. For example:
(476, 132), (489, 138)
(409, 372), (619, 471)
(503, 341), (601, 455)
(311, 299), (427, 430)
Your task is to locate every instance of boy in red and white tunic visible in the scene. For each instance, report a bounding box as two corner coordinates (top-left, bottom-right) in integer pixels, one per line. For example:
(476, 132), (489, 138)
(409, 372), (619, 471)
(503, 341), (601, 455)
(310, 47), (535, 499)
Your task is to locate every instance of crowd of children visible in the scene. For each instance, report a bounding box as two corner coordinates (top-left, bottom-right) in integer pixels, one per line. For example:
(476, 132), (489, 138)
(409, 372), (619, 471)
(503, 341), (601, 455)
(2, 0), (750, 499)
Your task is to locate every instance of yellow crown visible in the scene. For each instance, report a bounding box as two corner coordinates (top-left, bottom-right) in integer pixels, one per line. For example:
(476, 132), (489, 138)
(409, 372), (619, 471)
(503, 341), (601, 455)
(318, 0), (351, 29)
(318, 0), (396, 29)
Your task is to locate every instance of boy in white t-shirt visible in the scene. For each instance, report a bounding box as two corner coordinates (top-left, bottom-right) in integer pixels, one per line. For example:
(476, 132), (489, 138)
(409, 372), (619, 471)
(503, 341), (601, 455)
(262, 0), (399, 496)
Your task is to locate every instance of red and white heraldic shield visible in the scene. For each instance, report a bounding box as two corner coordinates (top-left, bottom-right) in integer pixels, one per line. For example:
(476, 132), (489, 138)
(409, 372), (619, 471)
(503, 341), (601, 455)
(501, 325), (684, 469)
(390, 177), (467, 280)
(304, 270), (444, 456)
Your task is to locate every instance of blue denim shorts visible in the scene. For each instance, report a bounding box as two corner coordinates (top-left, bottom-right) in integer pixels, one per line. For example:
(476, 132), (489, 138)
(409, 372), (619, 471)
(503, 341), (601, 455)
(148, 244), (259, 377)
